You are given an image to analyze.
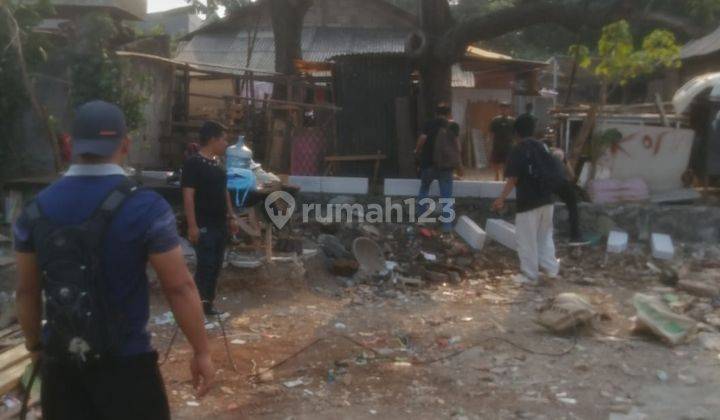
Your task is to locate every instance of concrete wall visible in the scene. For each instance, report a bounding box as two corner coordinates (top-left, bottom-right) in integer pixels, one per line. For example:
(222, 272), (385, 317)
(124, 57), (174, 169)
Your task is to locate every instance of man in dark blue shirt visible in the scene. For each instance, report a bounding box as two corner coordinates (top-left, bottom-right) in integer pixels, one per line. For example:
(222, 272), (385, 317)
(15, 101), (214, 419)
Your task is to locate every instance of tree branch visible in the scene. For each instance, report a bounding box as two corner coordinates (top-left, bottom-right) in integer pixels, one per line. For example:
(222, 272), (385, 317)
(434, 0), (632, 62)
(640, 11), (703, 38)
(1, 4), (62, 172)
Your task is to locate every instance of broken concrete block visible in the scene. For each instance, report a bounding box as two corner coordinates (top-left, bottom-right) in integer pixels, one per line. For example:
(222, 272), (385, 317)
(536, 293), (596, 333)
(486, 219), (517, 250)
(651, 233), (675, 260)
(289, 176), (368, 194)
(454, 215), (486, 251)
(607, 230), (629, 254)
(633, 293), (696, 346)
(699, 332), (720, 352)
(677, 280), (720, 298)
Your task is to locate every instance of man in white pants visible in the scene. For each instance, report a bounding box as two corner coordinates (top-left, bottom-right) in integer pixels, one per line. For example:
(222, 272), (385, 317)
(492, 125), (560, 283)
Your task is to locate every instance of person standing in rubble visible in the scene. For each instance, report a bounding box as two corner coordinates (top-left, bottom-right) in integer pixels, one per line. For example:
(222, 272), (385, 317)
(491, 120), (561, 284)
(543, 138), (589, 246)
(489, 101), (515, 181)
(414, 103), (462, 232)
(182, 121), (239, 316)
(15, 101), (214, 419)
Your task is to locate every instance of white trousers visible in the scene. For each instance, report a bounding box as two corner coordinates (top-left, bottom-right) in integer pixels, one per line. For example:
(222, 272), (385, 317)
(515, 204), (560, 281)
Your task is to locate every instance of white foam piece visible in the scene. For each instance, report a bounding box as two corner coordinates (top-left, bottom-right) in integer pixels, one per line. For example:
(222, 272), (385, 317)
(454, 215), (486, 251)
(651, 233), (675, 260)
(607, 230), (629, 254)
(486, 218), (517, 250)
(289, 176), (368, 194)
(383, 179), (515, 198)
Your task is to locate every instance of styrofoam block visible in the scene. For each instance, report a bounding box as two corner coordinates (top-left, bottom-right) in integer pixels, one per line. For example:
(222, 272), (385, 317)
(607, 230), (629, 254)
(651, 233), (675, 260)
(383, 179), (515, 199)
(454, 215), (486, 251)
(486, 218), (517, 250)
(383, 179), (421, 196)
(290, 176), (368, 194)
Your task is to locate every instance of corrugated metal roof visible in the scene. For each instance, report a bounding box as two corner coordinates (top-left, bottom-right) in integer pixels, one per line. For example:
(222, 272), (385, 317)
(681, 25), (720, 60)
(175, 27), (408, 72)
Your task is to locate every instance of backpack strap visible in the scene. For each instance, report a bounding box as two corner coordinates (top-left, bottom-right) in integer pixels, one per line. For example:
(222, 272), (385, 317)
(84, 178), (142, 234)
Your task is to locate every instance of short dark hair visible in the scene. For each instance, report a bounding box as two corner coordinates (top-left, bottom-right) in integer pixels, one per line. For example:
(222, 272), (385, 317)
(435, 103), (451, 117)
(199, 121), (227, 145)
(515, 119), (535, 138)
(525, 103), (533, 112)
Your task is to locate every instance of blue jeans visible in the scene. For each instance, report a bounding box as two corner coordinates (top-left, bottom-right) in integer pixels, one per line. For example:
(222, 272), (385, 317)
(417, 166), (454, 229)
(194, 226), (227, 304)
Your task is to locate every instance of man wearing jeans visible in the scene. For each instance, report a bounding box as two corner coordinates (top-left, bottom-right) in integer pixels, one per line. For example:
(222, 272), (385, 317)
(414, 104), (461, 231)
(492, 122), (560, 283)
(182, 121), (239, 316)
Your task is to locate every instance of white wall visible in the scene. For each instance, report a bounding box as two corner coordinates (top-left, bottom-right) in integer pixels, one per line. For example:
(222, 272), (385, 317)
(451, 87), (512, 132)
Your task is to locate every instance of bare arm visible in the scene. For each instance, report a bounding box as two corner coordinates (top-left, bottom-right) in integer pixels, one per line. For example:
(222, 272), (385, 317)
(150, 246), (208, 354)
(183, 187), (198, 230)
(225, 190), (237, 219)
(492, 177), (517, 211)
(183, 187), (200, 243)
(414, 134), (427, 155)
(16, 252), (42, 353)
(150, 246), (214, 396)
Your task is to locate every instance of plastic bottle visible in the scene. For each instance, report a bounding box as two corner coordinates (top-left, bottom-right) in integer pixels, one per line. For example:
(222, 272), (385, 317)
(226, 136), (256, 208)
(226, 135), (253, 170)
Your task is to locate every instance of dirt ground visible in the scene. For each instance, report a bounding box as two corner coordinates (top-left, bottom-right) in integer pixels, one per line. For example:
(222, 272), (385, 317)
(141, 226), (720, 420)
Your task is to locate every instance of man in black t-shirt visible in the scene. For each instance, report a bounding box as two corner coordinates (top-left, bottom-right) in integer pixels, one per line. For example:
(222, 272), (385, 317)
(182, 121), (239, 316)
(514, 103), (538, 139)
(491, 122), (560, 283)
(489, 102), (515, 181)
(414, 103), (461, 231)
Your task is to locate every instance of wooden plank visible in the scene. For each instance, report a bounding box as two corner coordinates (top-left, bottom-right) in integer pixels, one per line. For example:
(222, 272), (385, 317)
(569, 104), (597, 167)
(0, 358), (31, 396)
(0, 345), (29, 372)
(0, 326), (20, 341)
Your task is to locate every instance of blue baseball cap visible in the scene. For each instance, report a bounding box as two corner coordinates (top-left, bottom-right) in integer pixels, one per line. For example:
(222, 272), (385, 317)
(72, 100), (127, 157)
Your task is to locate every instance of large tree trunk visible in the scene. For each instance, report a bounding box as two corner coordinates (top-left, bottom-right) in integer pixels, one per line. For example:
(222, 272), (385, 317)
(418, 0), (453, 121)
(266, 0), (312, 172)
(269, 0), (312, 99)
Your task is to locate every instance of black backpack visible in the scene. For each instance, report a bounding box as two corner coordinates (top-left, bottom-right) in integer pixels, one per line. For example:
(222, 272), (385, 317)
(21, 179), (139, 364)
(433, 123), (461, 170)
(522, 138), (566, 196)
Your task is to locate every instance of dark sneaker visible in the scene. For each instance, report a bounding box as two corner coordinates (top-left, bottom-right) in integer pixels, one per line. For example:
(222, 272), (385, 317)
(203, 302), (225, 316)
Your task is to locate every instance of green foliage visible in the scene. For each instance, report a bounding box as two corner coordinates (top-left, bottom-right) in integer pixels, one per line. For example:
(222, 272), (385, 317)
(0, 0), (55, 171)
(590, 128), (623, 163)
(572, 20), (680, 87)
(67, 12), (148, 130)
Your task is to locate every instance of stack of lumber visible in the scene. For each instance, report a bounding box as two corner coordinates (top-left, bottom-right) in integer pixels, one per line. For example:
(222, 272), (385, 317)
(0, 326), (30, 397)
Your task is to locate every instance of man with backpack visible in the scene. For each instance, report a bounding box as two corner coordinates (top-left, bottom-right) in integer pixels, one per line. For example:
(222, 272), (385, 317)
(414, 103), (462, 231)
(15, 101), (214, 419)
(491, 121), (561, 283)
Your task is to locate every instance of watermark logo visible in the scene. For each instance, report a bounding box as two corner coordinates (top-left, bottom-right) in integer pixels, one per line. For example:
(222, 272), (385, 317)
(264, 191), (296, 229)
(263, 193), (454, 229)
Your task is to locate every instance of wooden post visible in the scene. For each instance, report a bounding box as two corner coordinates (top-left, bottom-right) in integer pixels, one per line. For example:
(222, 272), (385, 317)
(265, 224), (273, 263)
